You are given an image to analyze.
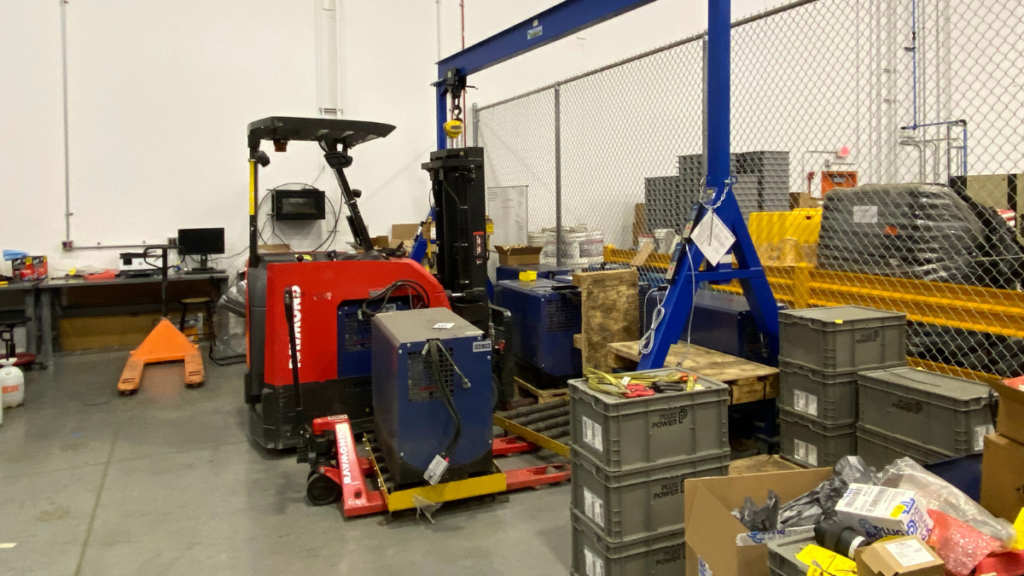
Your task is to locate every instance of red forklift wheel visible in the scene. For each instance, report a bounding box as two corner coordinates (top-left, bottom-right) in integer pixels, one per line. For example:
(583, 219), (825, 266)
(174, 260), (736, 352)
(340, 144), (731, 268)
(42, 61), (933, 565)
(306, 471), (341, 506)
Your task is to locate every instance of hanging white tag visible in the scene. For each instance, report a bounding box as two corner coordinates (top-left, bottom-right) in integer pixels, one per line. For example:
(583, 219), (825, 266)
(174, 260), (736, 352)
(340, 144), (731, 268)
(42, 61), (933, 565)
(689, 210), (735, 266)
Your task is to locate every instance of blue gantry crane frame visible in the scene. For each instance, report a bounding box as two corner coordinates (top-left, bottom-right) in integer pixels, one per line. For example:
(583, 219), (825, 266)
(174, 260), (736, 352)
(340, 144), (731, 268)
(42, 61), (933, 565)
(431, 0), (780, 369)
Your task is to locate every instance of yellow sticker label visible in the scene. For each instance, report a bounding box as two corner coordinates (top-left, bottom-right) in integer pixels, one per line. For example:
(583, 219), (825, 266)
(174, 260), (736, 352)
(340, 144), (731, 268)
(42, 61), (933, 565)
(1013, 508), (1024, 550)
(835, 319), (844, 324)
(249, 161), (256, 216)
(797, 545), (857, 576)
(486, 222), (494, 234)
(890, 504), (906, 518)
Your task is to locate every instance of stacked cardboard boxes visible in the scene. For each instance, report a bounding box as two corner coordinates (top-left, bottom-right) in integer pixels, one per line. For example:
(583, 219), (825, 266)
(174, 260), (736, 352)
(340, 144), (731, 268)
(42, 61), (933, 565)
(777, 306), (907, 468)
(568, 370), (731, 575)
(981, 378), (1024, 523)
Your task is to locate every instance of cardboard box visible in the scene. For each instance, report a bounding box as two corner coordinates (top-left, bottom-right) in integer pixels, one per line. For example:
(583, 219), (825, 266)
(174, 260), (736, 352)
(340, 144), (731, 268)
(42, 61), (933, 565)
(855, 536), (944, 576)
(835, 484), (934, 542)
(391, 223), (420, 242)
(981, 432), (1024, 522)
(684, 467), (834, 576)
(990, 378), (1024, 444)
(495, 245), (542, 266)
(789, 192), (823, 209)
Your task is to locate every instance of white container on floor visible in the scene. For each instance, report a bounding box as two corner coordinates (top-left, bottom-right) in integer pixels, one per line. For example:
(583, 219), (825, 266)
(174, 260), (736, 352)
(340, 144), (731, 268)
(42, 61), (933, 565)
(0, 358), (25, 408)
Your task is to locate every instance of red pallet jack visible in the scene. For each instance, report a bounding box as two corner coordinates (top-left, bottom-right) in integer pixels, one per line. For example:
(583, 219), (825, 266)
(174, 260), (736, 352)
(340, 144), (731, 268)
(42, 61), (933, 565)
(271, 240), (569, 517)
(304, 414), (570, 517)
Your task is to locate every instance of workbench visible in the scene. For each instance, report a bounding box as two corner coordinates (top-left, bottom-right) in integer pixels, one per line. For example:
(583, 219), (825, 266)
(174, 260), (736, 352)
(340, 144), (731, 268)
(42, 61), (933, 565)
(0, 280), (50, 368)
(40, 272), (230, 354)
(605, 340), (779, 405)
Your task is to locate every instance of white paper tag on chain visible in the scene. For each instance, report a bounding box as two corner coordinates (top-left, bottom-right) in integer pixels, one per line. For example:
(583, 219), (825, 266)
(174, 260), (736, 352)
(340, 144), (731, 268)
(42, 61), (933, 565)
(424, 455), (449, 485)
(689, 210), (735, 266)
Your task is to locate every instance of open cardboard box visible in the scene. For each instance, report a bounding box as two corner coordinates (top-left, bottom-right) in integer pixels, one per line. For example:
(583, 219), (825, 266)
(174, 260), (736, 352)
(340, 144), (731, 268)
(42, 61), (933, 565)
(991, 378), (1024, 444)
(684, 467), (833, 576)
(495, 245), (542, 266)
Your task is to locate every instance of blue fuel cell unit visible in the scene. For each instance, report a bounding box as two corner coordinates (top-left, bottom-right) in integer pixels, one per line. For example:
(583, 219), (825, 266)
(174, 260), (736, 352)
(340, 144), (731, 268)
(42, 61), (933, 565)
(337, 301), (409, 378)
(493, 278), (582, 383)
(371, 308), (494, 486)
(641, 287), (785, 366)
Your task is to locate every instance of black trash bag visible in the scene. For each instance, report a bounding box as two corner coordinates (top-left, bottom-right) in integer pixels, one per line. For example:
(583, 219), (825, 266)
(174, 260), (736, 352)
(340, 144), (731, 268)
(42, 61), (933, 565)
(779, 456), (879, 528)
(732, 490), (779, 532)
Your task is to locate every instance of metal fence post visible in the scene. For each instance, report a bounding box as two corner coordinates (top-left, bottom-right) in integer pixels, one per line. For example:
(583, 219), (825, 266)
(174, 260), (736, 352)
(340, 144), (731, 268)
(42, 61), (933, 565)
(554, 85), (562, 267)
(471, 102), (479, 147)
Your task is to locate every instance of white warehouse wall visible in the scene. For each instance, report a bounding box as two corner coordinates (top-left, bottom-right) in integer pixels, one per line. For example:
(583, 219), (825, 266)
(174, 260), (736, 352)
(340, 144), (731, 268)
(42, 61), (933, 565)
(1, 0), (812, 279)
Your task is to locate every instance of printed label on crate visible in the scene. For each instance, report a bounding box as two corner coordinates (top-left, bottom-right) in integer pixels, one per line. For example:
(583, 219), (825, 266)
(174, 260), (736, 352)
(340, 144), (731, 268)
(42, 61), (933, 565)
(794, 390), (819, 417)
(581, 416), (603, 452)
(584, 547), (605, 576)
(583, 487), (605, 527)
(652, 408), (689, 429)
(884, 539), (935, 567)
(698, 556), (713, 576)
(794, 439), (819, 466)
(974, 424), (995, 451)
(472, 341), (491, 353)
(653, 479), (682, 501)
(654, 548), (683, 568)
(853, 205), (879, 223)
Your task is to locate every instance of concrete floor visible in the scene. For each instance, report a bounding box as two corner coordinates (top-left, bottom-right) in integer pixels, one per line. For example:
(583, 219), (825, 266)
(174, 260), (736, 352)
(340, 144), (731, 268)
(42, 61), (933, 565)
(0, 350), (572, 575)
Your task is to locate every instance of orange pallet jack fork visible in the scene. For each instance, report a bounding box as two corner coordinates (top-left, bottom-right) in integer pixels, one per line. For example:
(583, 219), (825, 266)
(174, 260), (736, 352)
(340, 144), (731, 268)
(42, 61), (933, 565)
(116, 246), (205, 395)
(118, 318), (205, 394)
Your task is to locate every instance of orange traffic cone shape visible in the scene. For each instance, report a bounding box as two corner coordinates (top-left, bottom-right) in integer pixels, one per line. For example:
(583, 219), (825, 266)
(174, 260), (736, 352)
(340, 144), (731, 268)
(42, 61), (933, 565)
(118, 318), (205, 394)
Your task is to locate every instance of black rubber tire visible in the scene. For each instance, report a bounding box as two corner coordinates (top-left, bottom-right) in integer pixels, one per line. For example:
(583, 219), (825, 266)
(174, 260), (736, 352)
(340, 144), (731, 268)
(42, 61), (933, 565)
(306, 471), (341, 506)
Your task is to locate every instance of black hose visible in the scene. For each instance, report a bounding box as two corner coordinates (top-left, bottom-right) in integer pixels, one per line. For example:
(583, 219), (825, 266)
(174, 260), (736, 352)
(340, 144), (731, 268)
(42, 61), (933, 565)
(360, 280), (431, 318)
(284, 287), (302, 412)
(430, 340), (461, 459)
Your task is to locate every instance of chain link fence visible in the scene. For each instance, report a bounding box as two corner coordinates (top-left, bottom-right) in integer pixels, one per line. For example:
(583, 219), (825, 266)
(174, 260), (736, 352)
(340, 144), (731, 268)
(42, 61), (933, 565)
(476, 0), (1024, 383)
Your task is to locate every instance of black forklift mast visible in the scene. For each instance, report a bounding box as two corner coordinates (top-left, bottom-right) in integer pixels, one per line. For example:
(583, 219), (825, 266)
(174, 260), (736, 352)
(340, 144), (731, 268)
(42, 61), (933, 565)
(246, 117), (396, 265)
(421, 147), (490, 328)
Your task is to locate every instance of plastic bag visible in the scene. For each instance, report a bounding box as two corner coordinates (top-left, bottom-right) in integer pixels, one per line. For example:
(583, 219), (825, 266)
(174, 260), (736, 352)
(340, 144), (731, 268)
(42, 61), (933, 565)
(927, 509), (1003, 576)
(733, 490), (779, 532)
(878, 457), (1015, 547)
(834, 455), (878, 486)
(778, 457), (876, 528)
(212, 278), (246, 363)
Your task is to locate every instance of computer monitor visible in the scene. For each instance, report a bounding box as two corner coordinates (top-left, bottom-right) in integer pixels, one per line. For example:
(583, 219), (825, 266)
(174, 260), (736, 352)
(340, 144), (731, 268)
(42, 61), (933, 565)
(177, 228), (225, 272)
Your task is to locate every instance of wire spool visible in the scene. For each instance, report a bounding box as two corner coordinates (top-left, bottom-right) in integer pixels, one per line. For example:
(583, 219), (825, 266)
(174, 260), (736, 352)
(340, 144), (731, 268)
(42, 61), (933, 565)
(540, 230), (558, 265)
(654, 228), (675, 253)
(528, 230), (548, 247)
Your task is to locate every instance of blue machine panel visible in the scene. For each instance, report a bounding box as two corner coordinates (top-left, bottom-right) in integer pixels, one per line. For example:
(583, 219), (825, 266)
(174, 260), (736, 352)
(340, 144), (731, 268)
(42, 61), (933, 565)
(493, 279), (581, 379)
(372, 308), (493, 486)
(641, 288), (784, 366)
(337, 301), (408, 378)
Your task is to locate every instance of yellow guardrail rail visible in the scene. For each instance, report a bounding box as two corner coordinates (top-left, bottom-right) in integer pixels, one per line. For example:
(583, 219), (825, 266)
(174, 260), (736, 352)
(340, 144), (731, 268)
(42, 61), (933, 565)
(604, 207), (1024, 385)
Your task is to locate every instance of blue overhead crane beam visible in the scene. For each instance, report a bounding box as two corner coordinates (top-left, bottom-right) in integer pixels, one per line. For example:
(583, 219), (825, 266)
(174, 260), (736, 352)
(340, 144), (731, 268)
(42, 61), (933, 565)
(435, 0), (657, 149)
(432, 0), (779, 369)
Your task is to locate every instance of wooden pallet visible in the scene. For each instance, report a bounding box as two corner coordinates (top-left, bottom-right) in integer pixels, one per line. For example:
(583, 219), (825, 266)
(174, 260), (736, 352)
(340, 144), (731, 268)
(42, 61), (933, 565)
(514, 377), (569, 404)
(605, 341), (779, 405)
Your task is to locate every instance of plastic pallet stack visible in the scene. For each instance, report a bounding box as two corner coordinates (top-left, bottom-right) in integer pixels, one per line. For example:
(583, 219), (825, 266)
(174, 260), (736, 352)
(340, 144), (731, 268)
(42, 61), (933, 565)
(568, 369), (731, 576)
(736, 150), (791, 214)
(778, 305), (907, 468)
(855, 366), (994, 469)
